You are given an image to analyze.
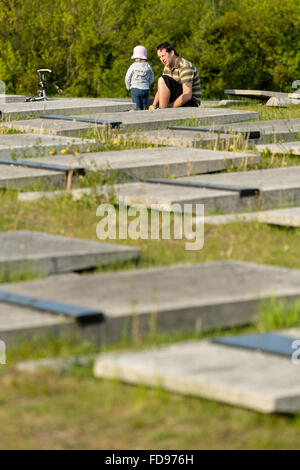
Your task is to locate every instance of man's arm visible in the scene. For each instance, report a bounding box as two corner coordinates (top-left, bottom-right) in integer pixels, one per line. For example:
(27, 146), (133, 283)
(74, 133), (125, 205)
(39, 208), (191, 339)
(168, 82), (192, 108)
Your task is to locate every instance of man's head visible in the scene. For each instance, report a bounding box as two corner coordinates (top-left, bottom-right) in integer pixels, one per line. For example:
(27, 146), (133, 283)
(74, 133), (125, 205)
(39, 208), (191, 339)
(156, 42), (178, 67)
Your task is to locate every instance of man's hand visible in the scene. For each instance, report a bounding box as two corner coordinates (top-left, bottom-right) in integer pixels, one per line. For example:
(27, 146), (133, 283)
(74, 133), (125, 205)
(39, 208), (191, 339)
(172, 82), (193, 107)
(149, 91), (159, 110)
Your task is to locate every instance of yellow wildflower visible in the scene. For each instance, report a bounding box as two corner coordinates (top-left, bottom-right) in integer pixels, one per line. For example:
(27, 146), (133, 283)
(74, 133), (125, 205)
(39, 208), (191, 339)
(49, 150), (55, 155)
(60, 148), (68, 154)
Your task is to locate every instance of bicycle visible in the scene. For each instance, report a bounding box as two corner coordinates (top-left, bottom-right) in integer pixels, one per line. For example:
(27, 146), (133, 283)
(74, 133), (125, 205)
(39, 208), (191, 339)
(25, 69), (52, 102)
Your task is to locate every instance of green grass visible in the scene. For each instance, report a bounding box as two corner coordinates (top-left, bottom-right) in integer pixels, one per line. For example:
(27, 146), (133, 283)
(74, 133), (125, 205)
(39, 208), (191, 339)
(0, 264), (47, 283)
(1, 364), (300, 450)
(255, 298), (300, 332)
(227, 103), (300, 121)
(0, 126), (23, 134)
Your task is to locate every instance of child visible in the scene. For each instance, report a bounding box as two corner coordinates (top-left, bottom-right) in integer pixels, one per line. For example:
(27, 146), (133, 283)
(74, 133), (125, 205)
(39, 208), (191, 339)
(125, 45), (154, 110)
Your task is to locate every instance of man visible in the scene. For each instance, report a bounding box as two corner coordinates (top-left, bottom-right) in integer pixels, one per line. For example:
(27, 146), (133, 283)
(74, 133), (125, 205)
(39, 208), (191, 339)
(150, 42), (201, 109)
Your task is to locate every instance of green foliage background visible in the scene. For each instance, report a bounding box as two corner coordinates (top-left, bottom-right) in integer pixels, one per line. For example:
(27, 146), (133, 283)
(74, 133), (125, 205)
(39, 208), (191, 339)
(0, 0), (299, 98)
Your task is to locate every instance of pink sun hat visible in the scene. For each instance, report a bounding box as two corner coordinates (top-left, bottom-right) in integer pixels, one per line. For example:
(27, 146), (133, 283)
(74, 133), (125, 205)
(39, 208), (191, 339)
(131, 45), (147, 60)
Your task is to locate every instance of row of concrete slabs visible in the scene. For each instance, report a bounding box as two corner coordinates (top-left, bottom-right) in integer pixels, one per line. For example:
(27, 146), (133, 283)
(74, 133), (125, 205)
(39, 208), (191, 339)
(0, 146), (259, 189)
(4, 153), (300, 214)
(1, 96), (300, 417)
(1, 107), (259, 135)
(97, 165), (300, 213)
(0, 133), (93, 158)
(0, 98), (134, 120)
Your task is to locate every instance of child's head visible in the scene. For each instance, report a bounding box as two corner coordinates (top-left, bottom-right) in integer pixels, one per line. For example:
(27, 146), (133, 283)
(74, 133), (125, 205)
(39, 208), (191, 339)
(131, 46), (147, 61)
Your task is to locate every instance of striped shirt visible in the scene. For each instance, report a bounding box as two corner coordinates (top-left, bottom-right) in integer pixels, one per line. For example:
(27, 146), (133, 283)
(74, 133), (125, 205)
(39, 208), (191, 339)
(163, 56), (201, 105)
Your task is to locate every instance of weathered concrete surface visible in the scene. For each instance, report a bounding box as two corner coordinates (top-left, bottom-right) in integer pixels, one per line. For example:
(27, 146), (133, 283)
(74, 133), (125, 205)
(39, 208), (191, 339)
(0, 98), (134, 120)
(29, 147), (259, 179)
(225, 89), (289, 100)
(173, 119), (300, 144)
(257, 141), (300, 155)
(0, 231), (139, 277)
(0, 118), (92, 137)
(266, 97), (289, 108)
(129, 129), (234, 148)
(1, 120), (238, 143)
(130, 118), (300, 147)
(17, 354), (95, 373)
(201, 100), (252, 107)
(82, 107), (258, 131)
(204, 212), (260, 225)
(257, 207), (300, 227)
(101, 166), (300, 213)
(18, 187), (96, 201)
(1, 108), (258, 137)
(0, 133), (94, 158)
(0, 273), (79, 346)
(94, 328), (300, 414)
(289, 93), (300, 100)
(0, 165), (65, 189)
(2, 261), (300, 345)
(0, 148), (259, 189)
(0, 95), (27, 103)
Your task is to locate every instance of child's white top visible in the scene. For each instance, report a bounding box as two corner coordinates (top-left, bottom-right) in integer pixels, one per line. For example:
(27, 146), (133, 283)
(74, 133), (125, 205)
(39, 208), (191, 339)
(125, 61), (154, 90)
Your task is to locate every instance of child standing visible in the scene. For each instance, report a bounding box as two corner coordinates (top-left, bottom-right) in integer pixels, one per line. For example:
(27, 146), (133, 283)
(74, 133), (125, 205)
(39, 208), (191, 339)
(125, 46), (154, 110)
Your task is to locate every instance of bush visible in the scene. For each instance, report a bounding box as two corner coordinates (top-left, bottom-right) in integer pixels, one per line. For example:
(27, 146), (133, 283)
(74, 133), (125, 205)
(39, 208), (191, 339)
(0, 0), (299, 98)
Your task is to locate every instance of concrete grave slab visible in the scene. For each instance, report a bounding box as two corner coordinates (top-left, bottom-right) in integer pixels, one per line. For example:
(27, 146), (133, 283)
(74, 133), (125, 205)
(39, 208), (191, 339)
(0, 95), (27, 103)
(27, 147), (259, 179)
(289, 93), (300, 100)
(0, 120), (238, 143)
(0, 230), (139, 277)
(266, 97), (289, 107)
(0, 164), (64, 189)
(0, 273), (82, 345)
(257, 141), (300, 155)
(130, 118), (300, 148)
(98, 165), (300, 213)
(0, 98), (134, 120)
(222, 119), (300, 144)
(2, 261), (300, 345)
(0, 118), (93, 137)
(80, 107), (258, 132)
(17, 187), (98, 201)
(224, 89), (289, 101)
(204, 212), (260, 225)
(129, 128), (234, 148)
(201, 100), (253, 107)
(170, 119), (300, 144)
(93, 328), (300, 414)
(257, 207), (300, 227)
(0, 133), (93, 158)
(1, 108), (259, 136)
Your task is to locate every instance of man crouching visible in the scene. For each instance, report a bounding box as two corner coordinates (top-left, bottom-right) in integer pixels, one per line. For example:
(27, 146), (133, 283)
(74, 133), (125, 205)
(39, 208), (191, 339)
(150, 42), (201, 109)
